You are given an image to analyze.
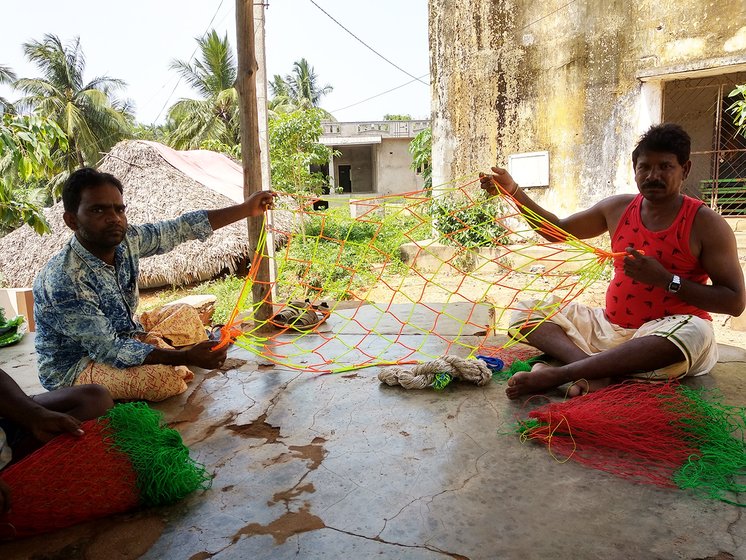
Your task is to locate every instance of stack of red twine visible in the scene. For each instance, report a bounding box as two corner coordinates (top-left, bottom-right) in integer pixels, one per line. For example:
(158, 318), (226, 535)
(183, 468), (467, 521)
(518, 382), (706, 487)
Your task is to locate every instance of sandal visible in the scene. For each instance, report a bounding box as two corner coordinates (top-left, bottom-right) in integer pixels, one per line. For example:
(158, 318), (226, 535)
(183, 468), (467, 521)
(271, 300), (330, 332)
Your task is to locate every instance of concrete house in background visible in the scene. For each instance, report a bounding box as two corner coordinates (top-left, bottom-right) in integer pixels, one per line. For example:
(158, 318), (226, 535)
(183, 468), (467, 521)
(318, 120), (430, 196)
(429, 1), (746, 216)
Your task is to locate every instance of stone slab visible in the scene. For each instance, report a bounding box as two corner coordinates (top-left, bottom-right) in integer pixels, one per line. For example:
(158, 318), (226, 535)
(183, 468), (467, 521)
(0, 330), (44, 394)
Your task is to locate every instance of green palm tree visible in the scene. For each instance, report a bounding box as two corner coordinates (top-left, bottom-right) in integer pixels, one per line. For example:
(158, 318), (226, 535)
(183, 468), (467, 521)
(167, 30), (240, 151)
(14, 34), (132, 170)
(0, 64), (17, 114)
(269, 59), (334, 119)
(268, 75), (295, 115)
(285, 58), (332, 108)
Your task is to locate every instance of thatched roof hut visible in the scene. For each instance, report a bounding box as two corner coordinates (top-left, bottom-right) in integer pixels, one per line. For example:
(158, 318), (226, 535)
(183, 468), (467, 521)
(0, 140), (290, 289)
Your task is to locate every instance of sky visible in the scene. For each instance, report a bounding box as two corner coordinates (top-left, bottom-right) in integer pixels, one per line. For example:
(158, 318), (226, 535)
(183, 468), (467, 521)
(0, 0), (431, 124)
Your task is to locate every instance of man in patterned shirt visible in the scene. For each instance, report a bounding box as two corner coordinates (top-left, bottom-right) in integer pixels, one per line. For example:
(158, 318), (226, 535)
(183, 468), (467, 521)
(480, 123), (745, 399)
(34, 168), (275, 401)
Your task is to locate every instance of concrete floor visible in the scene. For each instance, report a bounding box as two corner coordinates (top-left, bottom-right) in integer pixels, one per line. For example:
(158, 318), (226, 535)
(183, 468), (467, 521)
(1, 304), (745, 560)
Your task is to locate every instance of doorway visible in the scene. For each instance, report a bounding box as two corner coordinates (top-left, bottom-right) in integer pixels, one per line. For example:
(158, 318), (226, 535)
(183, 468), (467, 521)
(338, 165), (352, 193)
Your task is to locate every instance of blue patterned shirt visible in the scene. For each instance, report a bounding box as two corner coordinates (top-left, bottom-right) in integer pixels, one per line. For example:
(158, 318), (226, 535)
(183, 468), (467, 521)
(33, 211), (213, 390)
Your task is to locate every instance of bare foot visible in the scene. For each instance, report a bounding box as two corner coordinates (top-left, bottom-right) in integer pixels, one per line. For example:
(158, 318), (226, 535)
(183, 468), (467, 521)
(566, 377), (611, 398)
(505, 363), (565, 399)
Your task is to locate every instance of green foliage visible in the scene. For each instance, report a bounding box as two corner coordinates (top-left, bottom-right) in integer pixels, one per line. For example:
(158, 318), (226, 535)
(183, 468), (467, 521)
(0, 305), (24, 347)
(132, 122), (171, 143)
(428, 193), (510, 248)
(276, 206), (430, 300)
(15, 34), (132, 170)
(167, 30), (240, 152)
(409, 127), (432, 189)
(0, 114), (69, 234)
(728, 85), (746, 136)
(199, 138), (241, 159)
(268, 108), (335, 194)
(383, 114), (412, 121)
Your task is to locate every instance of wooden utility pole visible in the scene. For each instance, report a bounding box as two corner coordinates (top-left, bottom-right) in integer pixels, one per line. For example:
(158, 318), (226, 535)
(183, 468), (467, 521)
(236, 0), (273, 322)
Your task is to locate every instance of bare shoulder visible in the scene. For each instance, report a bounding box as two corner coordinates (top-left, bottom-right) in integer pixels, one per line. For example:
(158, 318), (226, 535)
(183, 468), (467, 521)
(592, 193), (635, 213)
(595, 194), (636, 231)
(693, 204), (735, 242)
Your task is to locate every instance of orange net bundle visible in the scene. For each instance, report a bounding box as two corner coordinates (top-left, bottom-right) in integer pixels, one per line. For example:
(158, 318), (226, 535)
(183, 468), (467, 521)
(217, 177), (623, 374)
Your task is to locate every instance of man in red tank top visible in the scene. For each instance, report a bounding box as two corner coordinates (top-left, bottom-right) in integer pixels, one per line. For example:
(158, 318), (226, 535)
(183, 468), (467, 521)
(480, 123), (745, 399)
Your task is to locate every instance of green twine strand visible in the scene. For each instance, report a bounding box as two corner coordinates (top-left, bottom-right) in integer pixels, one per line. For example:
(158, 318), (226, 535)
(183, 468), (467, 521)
(516, 417), (543, 436)
(670, 386), (746, 506)
(432, 372), (453, 390)
(496, 417), (545, 438)
(101, 402), (212, 507)
(491, 357), (541, 381)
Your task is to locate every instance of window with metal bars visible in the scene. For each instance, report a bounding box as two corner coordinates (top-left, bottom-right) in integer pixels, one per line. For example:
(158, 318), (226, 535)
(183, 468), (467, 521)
(663, 71), (746, 216)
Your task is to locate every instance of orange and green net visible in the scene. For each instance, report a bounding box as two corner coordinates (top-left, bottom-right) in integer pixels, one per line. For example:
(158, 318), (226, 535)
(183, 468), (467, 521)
(217, 177), (627, 373)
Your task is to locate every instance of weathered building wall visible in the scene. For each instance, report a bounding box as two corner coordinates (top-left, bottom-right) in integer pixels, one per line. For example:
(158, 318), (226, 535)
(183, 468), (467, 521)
(377, 138), (425, 195)
(429, 0), (746, 214)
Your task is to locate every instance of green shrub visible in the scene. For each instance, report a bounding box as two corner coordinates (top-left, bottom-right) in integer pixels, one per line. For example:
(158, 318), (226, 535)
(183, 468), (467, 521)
(428, 193), (510, 248)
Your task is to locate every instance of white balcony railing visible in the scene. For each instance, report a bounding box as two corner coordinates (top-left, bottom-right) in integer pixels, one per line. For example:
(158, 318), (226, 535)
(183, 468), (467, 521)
(322, 120), (429, 138)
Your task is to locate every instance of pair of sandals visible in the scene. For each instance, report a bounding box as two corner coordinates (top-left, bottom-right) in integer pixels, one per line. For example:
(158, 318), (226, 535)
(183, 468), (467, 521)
(270, 299), (331, 332)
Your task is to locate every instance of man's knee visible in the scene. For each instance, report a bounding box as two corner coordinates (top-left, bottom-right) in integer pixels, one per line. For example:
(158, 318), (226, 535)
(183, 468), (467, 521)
(74, 384), (115, 418)
(135, 380), (188, 402)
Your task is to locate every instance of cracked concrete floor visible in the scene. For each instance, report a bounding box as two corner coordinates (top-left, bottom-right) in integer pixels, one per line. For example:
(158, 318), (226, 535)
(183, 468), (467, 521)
(1, 303), (746, 560)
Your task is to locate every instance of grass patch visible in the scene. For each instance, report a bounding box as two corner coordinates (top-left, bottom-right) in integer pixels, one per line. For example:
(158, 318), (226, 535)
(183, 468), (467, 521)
(276, 205), (431, 301)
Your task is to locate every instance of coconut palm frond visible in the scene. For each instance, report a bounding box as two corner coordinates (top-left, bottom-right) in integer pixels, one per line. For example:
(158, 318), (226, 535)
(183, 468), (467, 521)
(16, 34), (132, 168)
(166, 30), (240, 151)
(0, 64), (16, 85)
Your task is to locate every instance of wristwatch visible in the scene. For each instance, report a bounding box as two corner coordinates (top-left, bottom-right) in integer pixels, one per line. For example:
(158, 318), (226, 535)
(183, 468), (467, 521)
(667, 274), (682, 293)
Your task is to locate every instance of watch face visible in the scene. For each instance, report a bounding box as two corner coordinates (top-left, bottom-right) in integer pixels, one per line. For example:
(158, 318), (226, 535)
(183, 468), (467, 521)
(669, 275), (681, 293)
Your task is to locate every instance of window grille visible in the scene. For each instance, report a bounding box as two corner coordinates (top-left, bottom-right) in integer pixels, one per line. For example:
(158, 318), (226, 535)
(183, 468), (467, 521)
(663, 72), (746, 216)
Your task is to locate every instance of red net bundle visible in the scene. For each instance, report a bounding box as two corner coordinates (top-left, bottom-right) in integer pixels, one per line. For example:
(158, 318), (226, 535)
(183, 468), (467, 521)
(0, 420), (139, 538)
(517, 382), (746, 504)
(519, 383), (702, 487)
(0, 402), (210, 539)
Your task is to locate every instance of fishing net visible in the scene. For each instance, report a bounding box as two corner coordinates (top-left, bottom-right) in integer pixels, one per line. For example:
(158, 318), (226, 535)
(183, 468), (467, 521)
(215, 178), (621, 374)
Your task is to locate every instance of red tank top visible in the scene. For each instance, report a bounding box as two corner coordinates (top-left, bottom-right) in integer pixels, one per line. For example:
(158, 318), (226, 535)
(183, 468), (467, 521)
(605, 194), (711, 328)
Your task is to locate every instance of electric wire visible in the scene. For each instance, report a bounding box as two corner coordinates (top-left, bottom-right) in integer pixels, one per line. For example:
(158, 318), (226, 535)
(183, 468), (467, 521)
(331, 73), (430, 114)
(307, 0), (428, 86)
(151, 0), (227, 124)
